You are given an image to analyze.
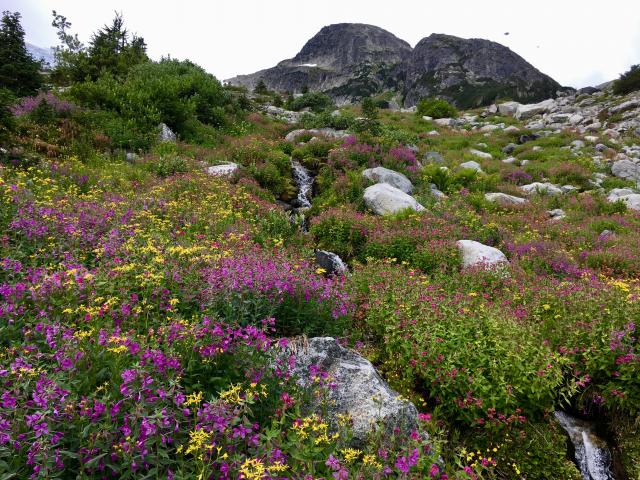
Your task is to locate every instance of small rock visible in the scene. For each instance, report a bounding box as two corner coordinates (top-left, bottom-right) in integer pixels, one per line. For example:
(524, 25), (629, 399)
(497, 101), (520, 116)
(514, 99), (556, 120)
(502, 143), (517, 154)
(426, 130), (440, 137)
(456, 240), (508, 269)
(158, 123), (176, 142)
(585, 135), (599, 143)
(610, 99), (640, 115)
(423, 151), (445, 164)
(571, 140), (585, 149)
(429, 183), (447, 200)
(480, 124), (501, 132)
(594, 144), (608, 152)
(469, 149), (492, 160)
(547, 209), (566, 221)
(569, 114), (584, 125)
(502, 157), (516, 164)
(459, 161), (483, 172)
(611, 159), (640, 182)
(315, 251), (348, 275)
(422, 116), (433, 121)
(603, 129), (620, 138)
(434, 118), (455, 127)
(518, 134), (540, 144)
(503, 125), (520, 133)
(125, 152), (138, 162)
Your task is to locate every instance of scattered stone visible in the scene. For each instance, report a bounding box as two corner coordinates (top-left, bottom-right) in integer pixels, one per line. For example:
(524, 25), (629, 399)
(603, 129), (620, 138)
(503, 125), (520, 133)
(480, 124), (501, 132)
(426, 130), (440, 137)
(429, 183), (447, 200)
(459, 161), (483, 172)
(434, 118), (455, 127)
(520, 182), (563, 195)
(607, 188), (636, 202)
(362, 166), (413, 194)
(571, 140), (585, 149)
(547, 209), (566, 220)
(285, 128), (349, 143)
(611, 194), (640, 211)
(315, 251), (348, 275)
(611, 159), (640, 183)
(456, 240), (508, 269)
(285, 337), (418, 446)
(532, 146), (542, 152)
(518, 133), (540, 144)
(577, 86), (600, 95)
(363, 183), (425, 215)
(514, 99), (556, 120)
(502, 143), (517, 154)
(584, 135), (599, 143)
(206, 162), (239, 176)
(484, 192), (528, 205)
(265, 106), (304, 124)
(423, 151), (445, 164)
(497, 101), (520, 116)
(569, 114), (584, 125)
(594, 144), (608, 152)
(158, 123), (176, 142)
(125, 152), (138, 162)
(502, 157), (516, 164)
(610, 99), (640, 115)
(520, 159), (530, 166)
(422, 115), (433, 121)
(469, 149), (492, 160)
(561, 185), (579, 193)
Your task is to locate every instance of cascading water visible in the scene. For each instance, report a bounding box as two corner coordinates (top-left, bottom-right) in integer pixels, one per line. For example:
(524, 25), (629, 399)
(554, 411), (614, 480)
(291, 160), (313, 209)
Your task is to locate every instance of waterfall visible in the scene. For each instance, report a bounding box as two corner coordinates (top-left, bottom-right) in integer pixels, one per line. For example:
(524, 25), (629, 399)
(291, 160), (313, 209)
(554, 411), (614, 480)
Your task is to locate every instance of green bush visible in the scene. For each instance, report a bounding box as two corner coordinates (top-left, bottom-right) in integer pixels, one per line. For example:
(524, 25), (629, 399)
(68, 59), (237, 149)
(286, 92), (334, 113)
(0, 87), (15, 144)
(613, 64), (640, 95)
(416, 97), (458, 119)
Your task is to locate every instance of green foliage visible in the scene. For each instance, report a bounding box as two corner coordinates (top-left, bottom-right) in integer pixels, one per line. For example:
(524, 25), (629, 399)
(69, 59), (236, 149)
(0, 87), (15, 144)
(51, 11), (148, 84)
(300, 110), (355, 130)
(286, 91), (334, 113)
(612, 64), (640, 95)
(416, 97), (458, 119)
(0, 11), (42, 96)
(254, 80), (268, 94)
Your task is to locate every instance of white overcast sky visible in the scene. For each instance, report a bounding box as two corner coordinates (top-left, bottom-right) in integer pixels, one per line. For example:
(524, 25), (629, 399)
(5, 0), (640, 88)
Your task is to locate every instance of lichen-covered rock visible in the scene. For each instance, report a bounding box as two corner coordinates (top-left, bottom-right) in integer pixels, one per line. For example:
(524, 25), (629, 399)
(362, 166), (413, 194)
(363, 183), (425, 215)
(286, 337), (418, 445)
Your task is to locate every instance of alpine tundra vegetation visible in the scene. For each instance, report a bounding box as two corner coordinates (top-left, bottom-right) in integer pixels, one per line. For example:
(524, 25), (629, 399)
(1, 6), (640, 480)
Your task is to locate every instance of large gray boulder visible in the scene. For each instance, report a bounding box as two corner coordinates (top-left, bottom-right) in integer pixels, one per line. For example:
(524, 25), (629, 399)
(457, 240), (508, 268)
(315, 250), (348, 275)
(611, 159), (640, 183)
(484, 192), (528, 205)
(498, 101), (520, 116)
(363, 183), (425, 215)
(521, 182), (563, 196)
(286, 337), (418, 445)
(206, 162), (239, 176)
(362, 166), (413, 194)
(514, 99), (556, 120)
(459, 160), (483, 172)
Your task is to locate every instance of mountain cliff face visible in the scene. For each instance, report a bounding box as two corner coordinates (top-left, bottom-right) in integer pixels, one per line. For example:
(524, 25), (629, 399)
(402, 34), (560, 108)
(228, 24), (411, 104)
(227, 24), (562, 108)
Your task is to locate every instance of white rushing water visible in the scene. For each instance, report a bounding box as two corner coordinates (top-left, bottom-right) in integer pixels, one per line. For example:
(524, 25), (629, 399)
(291, 160), (314, 209)
(554, 411), (613, 480)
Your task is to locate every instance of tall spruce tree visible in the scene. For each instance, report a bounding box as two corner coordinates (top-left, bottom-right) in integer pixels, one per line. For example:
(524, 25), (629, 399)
(0, 11), (42, 96)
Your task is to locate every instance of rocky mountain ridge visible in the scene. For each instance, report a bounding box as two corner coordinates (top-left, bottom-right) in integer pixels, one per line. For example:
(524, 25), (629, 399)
(227, 23), (562, 108)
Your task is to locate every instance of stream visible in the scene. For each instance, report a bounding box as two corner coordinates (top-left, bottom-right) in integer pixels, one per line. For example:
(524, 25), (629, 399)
(554, 411), (614, 480)
(290, 160), (314, 230)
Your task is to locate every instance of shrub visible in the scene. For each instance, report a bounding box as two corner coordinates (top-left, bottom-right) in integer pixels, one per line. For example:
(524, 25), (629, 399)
(416, 97), (458, 119)
(613, 64), (640, 95)
(0, 11), (42, 96)
(286, 92), (334, 113)
(69, 59), (237, 149)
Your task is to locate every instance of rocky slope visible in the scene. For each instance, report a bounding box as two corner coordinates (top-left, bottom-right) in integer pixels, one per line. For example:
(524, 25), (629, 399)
(227, 23), (561, 108)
